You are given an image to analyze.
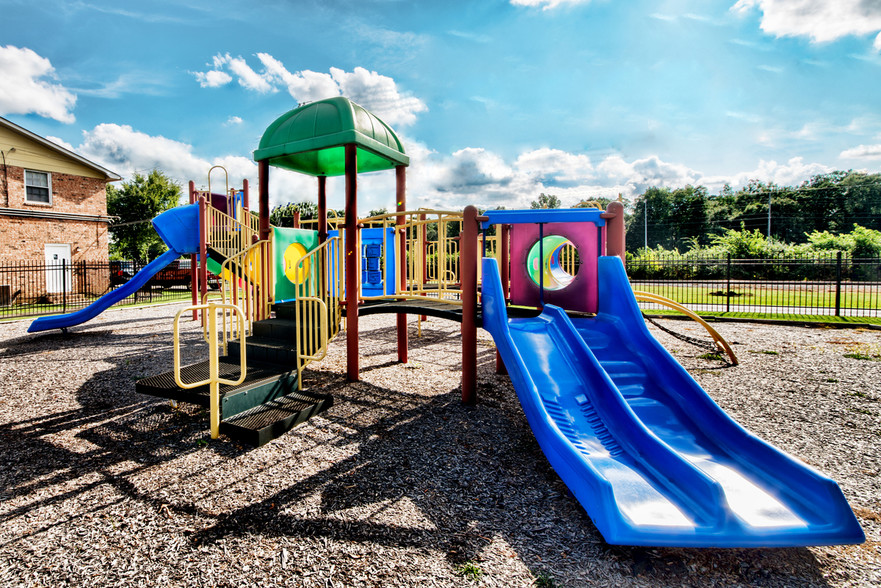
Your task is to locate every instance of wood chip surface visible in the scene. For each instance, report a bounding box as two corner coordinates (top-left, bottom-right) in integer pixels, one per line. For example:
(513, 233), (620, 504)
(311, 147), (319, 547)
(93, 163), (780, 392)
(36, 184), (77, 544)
(1, 303), (879, 587)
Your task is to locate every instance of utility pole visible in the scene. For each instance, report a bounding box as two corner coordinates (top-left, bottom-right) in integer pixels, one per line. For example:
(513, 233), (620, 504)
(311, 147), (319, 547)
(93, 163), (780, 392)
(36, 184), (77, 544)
(767, 190), (772, 238)
(644, 198), (648, 250)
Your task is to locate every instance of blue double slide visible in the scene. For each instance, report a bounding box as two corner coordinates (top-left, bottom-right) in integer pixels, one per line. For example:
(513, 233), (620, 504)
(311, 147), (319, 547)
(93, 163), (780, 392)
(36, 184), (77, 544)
(481, 256), (864, 547)
(29, 204), (201, 334)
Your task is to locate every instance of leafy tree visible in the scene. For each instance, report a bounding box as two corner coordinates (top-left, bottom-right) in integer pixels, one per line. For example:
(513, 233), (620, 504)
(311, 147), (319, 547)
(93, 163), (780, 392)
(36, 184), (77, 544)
(107, 170), (182, 262)
(530, 193), (561, 209)
(574, 197), (612, 209)
(270, 201), (317, 226)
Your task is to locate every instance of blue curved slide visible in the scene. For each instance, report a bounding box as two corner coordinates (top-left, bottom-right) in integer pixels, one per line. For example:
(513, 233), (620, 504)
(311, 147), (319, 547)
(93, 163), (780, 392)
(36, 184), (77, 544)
(29, 204), (201, 333)
(481, 256), (864, 547)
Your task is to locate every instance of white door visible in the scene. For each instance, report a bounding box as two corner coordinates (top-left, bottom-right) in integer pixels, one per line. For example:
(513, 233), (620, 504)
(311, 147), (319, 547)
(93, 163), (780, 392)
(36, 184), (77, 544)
(44, 244), (72, 294)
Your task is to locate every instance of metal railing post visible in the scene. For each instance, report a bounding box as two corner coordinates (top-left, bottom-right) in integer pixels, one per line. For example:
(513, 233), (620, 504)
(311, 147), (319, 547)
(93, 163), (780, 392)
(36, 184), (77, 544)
(835, 251), (843, 317)
(726, 253), (731, 313)
(62, 259), (67, 313)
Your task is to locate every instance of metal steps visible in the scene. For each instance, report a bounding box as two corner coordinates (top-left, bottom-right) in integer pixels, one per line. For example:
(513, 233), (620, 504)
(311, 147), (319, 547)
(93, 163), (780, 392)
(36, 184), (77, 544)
(136, 304), (333, 446)
(220, 388), (333, 447)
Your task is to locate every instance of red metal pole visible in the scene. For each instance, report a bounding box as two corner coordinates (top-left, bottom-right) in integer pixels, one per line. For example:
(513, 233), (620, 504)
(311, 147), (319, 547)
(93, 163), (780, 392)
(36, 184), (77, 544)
(198, 194), (208, 322)
(496, 223), (510, 375)
(242, 178), (249, 212)
(396, 165), (408, 363)
(317, 176), (328, 244)
(344, 144), (360, 381)
(189, 181), (198, 320)
(602, 201), (626, 265)
(258, 160), (271, 242)
(293, 210), (300, 229)
(461, 205), (478, 404)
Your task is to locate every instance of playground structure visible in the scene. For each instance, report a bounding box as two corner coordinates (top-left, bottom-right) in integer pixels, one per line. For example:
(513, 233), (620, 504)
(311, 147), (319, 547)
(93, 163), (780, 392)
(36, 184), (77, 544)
(27, 97), (864, 548)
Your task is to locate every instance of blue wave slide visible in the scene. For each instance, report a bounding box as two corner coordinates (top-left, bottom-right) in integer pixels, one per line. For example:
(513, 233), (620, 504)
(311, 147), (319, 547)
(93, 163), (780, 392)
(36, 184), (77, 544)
(29, 204), (201, 333)
(481, 256), (864, 547)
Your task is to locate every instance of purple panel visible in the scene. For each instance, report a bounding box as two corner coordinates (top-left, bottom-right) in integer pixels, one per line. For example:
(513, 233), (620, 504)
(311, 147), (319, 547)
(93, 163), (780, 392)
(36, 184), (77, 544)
(209, 193), (228, 215)
(509, 222), (598, 313)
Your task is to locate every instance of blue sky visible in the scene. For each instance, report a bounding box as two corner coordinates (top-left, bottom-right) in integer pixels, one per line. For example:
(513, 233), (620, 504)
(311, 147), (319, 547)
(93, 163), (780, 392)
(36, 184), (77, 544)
(2, 0), (881, 213)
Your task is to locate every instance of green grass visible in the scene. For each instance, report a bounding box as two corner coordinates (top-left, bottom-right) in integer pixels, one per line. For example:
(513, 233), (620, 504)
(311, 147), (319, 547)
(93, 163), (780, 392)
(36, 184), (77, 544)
(456, 561), (484, 582)
(642, 307), (881, 325)
(532, 571), (557, 587)
(636, 283), (880, 311)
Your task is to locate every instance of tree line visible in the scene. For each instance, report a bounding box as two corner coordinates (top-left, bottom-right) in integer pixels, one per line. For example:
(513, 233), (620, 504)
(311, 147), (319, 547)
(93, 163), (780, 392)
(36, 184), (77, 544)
(623, 170), (881, 254)
(107, 169), (881, 263)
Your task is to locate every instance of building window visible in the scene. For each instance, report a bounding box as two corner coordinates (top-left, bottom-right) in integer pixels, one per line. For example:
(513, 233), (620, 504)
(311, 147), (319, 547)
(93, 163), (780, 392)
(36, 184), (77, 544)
(25, 170), (52, 204)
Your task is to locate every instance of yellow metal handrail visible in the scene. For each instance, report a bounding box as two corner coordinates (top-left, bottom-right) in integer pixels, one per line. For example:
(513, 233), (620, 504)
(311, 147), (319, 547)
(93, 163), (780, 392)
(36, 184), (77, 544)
(355, 209), (467, 305)
(219, 238), (273, 341)
(173, 303), (246, 439)
(205, 205), (259, 261)
(634, 291), (739, 365)
(295, 296), (329, 387)
(291, 237), (342, 389)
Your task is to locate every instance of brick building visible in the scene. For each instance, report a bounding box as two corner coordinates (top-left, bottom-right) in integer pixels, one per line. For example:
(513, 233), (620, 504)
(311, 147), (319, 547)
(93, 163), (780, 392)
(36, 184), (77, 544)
(0, 116), (120, 303)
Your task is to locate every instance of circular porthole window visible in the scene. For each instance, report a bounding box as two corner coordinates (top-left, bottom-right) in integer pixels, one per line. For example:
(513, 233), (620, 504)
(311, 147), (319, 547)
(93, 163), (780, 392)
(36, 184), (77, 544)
(526, 235), (580, 291)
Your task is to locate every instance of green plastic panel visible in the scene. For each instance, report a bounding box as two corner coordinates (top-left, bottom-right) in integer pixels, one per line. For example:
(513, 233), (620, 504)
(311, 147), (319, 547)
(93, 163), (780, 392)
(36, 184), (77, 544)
(273, 226), (319, 302)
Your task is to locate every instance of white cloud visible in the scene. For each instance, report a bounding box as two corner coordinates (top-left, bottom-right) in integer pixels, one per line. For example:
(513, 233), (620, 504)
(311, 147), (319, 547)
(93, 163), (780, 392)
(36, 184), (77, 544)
(731, 0), (881, 49)
(71, 123), (322, 209)
(78, 124), (212, 182)
(194, 69), (232, 88)
(0, 45), (76, 123)
(193, 53), (427, 127)
(840, 144), (881, 160)
(330, 67), (428, 127)
(514, 148), (594, 184)
(45, 136), (75, 152)
(64, 121), (842, 215)
(510, 0), (592, 10)
(702, 157), (831, 190)
(225, 116), (243, 125)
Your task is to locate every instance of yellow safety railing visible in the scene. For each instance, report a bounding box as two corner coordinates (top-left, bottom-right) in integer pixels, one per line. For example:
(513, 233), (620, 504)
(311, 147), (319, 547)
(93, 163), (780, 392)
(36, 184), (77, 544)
(634, 290), (739, 365)
(291, 237), (342, 388)
(218, 238), (273, 341)
(299, 209), (344, 233)
(173, 303), (246, 439)
(205, 204), (259, 261)
(357, 209), (466, 304)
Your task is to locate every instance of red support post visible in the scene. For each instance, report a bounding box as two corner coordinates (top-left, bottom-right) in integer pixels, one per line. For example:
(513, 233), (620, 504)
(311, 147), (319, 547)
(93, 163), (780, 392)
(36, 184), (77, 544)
(293, 210), (300, 229)
(496, 223), (510, 375)
(242, 178), (249, 212)
(396, 165), (408, 363)
(198, 194), (208, 319)
(317, 176), (328, 244)
(602, 201), (626, 265)
(461, 205), (478, 404)
(344, 144), (360, 382)
(189, 181), (198, 320)
(258, 160), (271, 242)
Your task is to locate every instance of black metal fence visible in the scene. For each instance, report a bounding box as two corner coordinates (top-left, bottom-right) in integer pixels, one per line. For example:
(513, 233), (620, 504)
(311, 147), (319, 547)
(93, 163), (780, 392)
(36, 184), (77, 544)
(0, 259), (202, 321)
(627, 253), (881, 318)
(4, 254), (880, 322)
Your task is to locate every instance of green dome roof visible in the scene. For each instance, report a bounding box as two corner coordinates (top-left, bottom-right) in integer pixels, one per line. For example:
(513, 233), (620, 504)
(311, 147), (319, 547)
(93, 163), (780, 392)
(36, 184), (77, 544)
(254, 96), (409, 176)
